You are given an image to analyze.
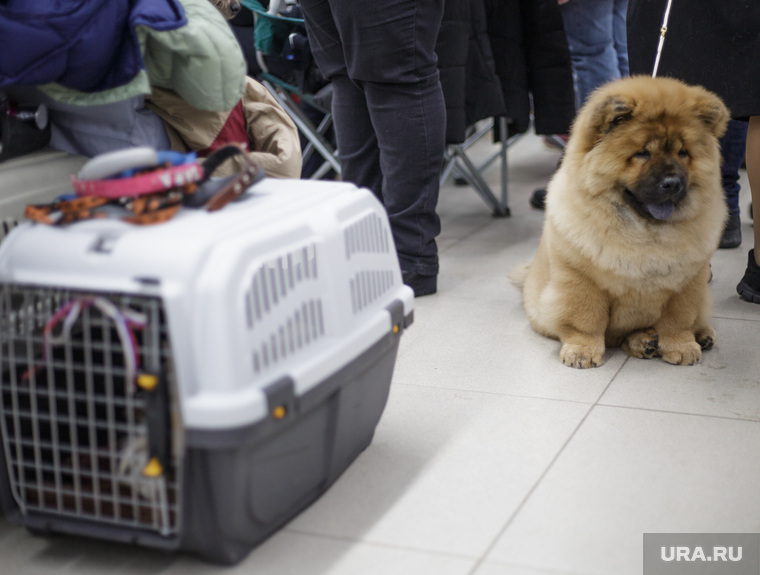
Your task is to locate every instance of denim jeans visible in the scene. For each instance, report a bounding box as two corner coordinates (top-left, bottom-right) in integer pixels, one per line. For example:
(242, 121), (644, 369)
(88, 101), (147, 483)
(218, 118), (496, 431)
(561, 0), (629, 109)
(720, 119), (748, 217)
(300, 0), (445, 278)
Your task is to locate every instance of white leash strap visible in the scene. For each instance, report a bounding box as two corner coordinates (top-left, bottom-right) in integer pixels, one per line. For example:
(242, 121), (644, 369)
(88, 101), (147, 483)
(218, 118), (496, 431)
(652, 0), (674, 77)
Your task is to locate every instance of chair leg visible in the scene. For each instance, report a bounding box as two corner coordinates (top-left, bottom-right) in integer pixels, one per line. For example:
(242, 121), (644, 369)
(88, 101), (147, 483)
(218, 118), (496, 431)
(439, 118), (517, 216)
(261, 79), (341, 177)
(498, 116), (510, 215)
(449, 145), (508, 217)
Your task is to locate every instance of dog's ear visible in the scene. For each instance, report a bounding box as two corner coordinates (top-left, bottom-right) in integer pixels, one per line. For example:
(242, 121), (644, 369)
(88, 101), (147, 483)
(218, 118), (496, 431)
(591, 95), (635, 136)
(572, 94), (635, 151)
(693, 91), (729, 138)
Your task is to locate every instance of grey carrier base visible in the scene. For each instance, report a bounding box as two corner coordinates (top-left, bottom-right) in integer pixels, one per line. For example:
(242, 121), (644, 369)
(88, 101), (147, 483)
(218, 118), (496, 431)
(0, 300), (407, 564)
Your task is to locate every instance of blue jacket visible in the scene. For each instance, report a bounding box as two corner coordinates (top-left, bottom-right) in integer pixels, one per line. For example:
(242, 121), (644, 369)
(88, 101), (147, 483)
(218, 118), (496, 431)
(0, 0), (186, 93)
(0, 0), (246, 112)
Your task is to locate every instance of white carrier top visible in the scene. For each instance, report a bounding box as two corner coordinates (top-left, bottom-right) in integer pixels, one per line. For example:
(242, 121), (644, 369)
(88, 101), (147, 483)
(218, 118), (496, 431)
(0, 178), (413, 430)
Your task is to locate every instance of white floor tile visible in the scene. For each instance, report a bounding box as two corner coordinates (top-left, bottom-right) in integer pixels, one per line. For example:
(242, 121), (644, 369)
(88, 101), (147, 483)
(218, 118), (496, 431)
(395, 296), (626, 403)
(601, 316), (760, 419)
(167, 532), (476, 575)
(485, 406), (760, 575)
(286, 384), (590, 558)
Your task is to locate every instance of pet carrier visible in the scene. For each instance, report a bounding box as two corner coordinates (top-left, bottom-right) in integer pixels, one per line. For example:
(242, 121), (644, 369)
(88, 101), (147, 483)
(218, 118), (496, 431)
(0, 177), (413, 564)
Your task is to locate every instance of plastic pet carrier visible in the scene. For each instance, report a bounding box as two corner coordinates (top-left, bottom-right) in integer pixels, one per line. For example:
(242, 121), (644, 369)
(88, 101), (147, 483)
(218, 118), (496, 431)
(0, 178), (413, 564)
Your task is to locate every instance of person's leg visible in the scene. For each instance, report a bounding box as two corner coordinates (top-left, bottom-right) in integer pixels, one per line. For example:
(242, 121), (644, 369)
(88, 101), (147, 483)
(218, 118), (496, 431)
(299, 0), (346, 80)
(363, 75), (445, 286)
(323, 0), (446, 295)
(560, 0), (620, 108)
(329, 74), (383, 196)
(737, 115), (760, 302)
(719, 119), (748, 249)
(300, 0), (383, 194)
(612, 0), (629, 76)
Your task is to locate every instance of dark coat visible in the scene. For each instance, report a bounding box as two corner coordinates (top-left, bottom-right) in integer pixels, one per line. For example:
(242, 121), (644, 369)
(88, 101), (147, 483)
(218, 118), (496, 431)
(627, 0), (760, 118)
(436, 0), (506, 144)
(483, 0), (576, 136)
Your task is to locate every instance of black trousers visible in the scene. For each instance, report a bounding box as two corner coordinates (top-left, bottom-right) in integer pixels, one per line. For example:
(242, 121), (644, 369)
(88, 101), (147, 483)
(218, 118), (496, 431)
(300, 0), (446, 278)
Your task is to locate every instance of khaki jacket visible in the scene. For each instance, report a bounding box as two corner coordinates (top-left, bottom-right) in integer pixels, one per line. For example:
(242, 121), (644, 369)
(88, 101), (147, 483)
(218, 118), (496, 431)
(147, 76), (302, 178)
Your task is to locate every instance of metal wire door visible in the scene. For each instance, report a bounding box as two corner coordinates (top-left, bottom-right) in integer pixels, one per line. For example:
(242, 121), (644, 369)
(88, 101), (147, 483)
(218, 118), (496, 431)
(0, 285), (181, 537)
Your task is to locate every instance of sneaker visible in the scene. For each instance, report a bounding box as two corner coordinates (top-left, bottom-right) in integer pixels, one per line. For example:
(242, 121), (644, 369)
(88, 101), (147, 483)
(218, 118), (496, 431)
(530, 188), (547, 210)
(402, 270), (437, 297)
(736, 249), (760, 303)
(718, 214), (742, 249)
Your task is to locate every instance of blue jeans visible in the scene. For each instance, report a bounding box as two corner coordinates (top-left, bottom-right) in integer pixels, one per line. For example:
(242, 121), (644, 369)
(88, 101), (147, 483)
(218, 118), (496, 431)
(720, 119), (748, 217)
(561, 0), (629, 109)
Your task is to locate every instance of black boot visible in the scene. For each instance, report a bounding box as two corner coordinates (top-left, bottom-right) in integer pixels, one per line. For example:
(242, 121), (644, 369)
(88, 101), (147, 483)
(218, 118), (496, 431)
(719, 214), (742, 249)
(402, 270), (437, 297)
(737, 249), (760, 303)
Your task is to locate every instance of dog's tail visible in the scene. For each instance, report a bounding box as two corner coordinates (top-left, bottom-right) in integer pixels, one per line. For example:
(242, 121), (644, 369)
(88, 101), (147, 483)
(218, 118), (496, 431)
(508, 262), (531, 289)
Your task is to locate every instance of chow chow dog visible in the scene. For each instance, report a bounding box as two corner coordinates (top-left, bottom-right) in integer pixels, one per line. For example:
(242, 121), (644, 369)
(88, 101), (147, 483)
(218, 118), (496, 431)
(512, 76), (729, 368)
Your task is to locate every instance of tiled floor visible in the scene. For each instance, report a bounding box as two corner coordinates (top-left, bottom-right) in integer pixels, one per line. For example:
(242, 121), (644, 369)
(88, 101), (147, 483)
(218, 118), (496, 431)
(2, 130), (759, 574)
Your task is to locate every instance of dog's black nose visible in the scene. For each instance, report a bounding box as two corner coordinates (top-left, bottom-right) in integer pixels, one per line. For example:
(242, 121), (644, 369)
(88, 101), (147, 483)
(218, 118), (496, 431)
(659, 175), (683, 195)
(230, 1), (241, 15)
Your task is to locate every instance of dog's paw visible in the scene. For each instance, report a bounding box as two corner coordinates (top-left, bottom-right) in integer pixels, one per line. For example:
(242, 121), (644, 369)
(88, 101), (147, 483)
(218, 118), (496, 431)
(695, 326), (717, 350)
(660, 341), (702, 365)
(560, 343), (604, 368)
(621, 329), (659, 359)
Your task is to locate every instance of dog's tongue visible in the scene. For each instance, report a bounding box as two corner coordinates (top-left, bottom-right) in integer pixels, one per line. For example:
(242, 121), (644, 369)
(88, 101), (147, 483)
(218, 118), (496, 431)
(646, 201), (675, 220)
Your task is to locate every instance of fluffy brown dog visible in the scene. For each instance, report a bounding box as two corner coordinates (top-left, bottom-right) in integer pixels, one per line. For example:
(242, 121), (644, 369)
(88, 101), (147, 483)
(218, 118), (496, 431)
(512, 76), (729, 368)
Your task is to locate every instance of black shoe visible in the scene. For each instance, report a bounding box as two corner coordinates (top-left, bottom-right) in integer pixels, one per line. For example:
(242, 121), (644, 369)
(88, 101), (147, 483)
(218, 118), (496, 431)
(402, 270), (437, 297)
(718, 214), (742, 249)
(737, 249), (760, 303)
(530, 188), (547, 210)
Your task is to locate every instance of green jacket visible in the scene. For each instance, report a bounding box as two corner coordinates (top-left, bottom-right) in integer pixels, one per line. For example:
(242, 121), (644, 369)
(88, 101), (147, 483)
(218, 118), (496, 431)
(40, 0), (246, 112)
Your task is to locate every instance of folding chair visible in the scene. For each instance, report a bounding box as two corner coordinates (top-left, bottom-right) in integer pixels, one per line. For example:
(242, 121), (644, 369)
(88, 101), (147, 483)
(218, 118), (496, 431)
(440, 117), (523, 217)
(241, 0), (340, 179)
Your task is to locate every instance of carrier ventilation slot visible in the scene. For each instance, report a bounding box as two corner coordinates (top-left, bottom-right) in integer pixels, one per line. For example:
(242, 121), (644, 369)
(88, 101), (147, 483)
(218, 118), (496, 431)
(244, 243), (318, 329)
(0, 285), (181, 538)
(350, 270), (395, 314)
(344, 213), (391, 260)
(252, 299), (325, 374)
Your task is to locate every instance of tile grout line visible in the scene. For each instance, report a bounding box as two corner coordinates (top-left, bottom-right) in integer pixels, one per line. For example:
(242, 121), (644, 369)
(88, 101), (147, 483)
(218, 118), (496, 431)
(281, 527), (480, 562)
(712, 313), (760, 323)
(391, 380), (604, 408)
(466, 358), (630, 575)
(592, 402), (760, 424)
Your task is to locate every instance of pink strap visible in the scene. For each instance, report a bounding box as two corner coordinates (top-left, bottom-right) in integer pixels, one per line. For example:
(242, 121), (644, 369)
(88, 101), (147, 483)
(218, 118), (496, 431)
(72, 163), (204, 199)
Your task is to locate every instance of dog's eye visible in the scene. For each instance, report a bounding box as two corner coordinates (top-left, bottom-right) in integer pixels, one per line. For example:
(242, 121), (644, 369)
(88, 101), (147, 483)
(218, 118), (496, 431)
(633, 150), (651, 160)
(678, 149), (689, 158)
